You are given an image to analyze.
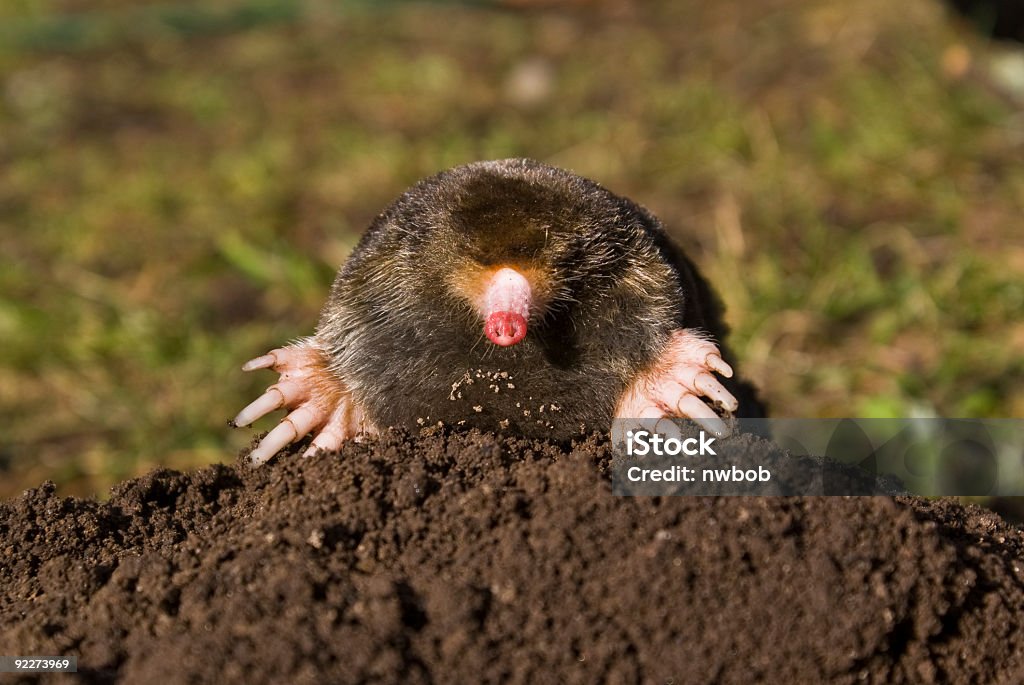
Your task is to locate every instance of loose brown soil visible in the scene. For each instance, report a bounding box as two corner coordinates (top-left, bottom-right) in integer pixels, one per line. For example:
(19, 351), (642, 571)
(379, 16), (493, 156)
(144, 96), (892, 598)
(2, 429), (1024, 684)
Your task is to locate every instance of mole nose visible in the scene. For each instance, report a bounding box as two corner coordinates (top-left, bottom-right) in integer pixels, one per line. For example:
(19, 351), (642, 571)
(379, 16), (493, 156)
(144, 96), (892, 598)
(485, 311), (528, 346)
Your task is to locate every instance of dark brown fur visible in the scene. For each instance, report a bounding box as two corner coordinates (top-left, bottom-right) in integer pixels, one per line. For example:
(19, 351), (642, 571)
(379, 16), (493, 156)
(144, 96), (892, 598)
(314, 158), (761, 439)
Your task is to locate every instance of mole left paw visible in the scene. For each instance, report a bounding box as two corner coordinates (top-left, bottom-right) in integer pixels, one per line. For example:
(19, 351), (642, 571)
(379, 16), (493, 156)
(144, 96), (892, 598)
(614, 329), (738, 436)
(232, 338), (374, 465)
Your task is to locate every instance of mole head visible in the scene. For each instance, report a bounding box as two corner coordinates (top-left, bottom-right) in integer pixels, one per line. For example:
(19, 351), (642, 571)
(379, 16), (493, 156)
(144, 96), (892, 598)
(430, 169), (583, 348)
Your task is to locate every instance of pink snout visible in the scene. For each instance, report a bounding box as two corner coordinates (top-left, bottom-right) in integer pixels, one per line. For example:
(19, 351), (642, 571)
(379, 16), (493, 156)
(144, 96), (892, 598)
(485, 311), (528, 347)
(482, 267), (532, 347)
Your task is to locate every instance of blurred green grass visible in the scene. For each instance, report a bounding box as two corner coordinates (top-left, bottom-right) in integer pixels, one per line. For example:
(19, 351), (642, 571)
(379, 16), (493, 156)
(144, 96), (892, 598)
(1, 0), (1023, 498)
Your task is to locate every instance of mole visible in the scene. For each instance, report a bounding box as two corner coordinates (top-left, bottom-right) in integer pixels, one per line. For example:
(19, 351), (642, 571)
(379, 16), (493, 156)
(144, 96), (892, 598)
(232, 158), (762, 464)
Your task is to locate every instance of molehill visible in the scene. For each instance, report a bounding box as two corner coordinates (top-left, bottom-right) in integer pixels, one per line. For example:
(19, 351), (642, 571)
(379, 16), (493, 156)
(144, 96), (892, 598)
(2, 429), (1023, 684)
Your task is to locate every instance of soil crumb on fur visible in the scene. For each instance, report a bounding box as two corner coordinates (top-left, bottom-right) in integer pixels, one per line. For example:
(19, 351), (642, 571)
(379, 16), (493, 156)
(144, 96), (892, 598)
(2, 430), (1023, 684)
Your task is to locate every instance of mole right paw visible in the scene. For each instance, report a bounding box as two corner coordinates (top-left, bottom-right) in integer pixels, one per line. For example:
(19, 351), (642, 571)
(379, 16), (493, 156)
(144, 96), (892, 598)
(232, 338), (375, 465)
(613, 328), (739, 437)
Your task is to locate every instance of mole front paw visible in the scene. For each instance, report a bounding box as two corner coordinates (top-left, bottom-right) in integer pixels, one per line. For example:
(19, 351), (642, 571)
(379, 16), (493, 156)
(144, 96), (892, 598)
(614, 329), (739, 436)
(231, 338), (375, 465)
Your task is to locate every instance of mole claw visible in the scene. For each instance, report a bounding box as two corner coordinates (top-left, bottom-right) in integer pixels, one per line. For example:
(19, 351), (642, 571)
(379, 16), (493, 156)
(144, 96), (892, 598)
(242, 353), (277, 372)
(249, 420), (297, 465)
(653, 417), (683, 440)
(694, 373), (739, 412)
(304, 419), (346, 457)
(705, 354), (733, 378)
(675, 396), (730, 437)
(695, 415), (730, 438)
(248, 405), (322, 465)
(232, 387), (285, 428)
(676, 394), (727, 430)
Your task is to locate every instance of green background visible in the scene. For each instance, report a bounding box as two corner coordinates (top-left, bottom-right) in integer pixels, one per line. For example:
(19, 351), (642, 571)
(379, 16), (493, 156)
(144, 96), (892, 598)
(2, 0), (1022, 498)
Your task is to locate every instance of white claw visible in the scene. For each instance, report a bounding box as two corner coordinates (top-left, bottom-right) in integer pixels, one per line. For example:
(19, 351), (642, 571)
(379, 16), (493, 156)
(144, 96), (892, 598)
(676, 395), (729, 437)
(242, 353), (278, 372)
(653, 417), (683, 441)
(302, 431), (343, 459)
(232, 387), (285, 428)
(249, 405), (322, 465)
(694, 415), (730, 438)
(694, 372), (739, 412)
(705, 354), (733, 378)
(250, 420), (297, 466)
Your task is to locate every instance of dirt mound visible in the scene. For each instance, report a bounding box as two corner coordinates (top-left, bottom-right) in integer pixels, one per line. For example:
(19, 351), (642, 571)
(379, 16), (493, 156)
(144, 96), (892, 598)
(2, 430), (1024, 684)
